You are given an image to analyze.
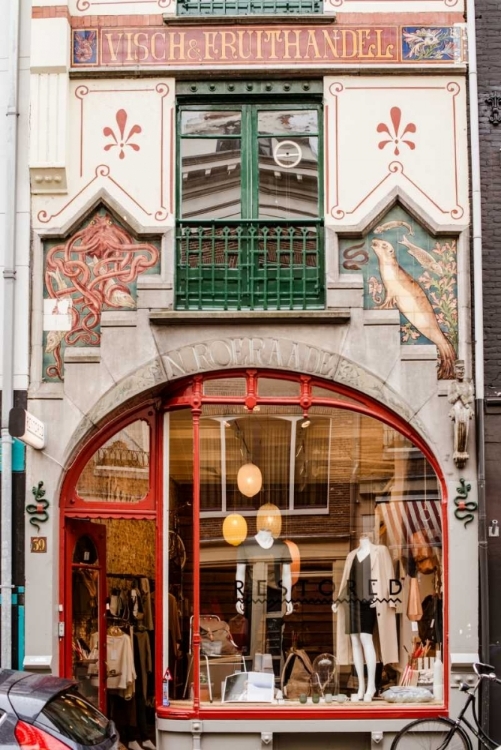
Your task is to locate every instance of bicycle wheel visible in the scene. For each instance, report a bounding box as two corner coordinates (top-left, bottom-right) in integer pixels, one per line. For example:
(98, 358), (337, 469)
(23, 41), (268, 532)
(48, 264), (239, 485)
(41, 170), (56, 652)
(391, 718), (471, 750)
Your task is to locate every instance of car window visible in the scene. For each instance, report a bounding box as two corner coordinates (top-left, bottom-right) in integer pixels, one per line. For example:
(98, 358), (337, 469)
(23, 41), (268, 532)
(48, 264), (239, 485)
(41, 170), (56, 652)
(38, 691), (111, 745)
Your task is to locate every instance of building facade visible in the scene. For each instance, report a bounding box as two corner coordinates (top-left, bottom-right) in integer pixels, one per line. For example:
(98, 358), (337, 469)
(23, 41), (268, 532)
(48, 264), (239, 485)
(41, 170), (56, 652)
(25, 0), (478, 747)
(476, 0), (501, 739)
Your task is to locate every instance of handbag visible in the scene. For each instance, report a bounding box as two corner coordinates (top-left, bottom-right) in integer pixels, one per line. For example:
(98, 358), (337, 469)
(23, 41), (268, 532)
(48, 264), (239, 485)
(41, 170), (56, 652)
(281, 648), (314, 699)
(407, 577), (423, 622)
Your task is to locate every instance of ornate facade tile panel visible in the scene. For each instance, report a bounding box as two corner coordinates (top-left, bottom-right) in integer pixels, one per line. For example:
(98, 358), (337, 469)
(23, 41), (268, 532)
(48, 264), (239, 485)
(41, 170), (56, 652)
(324, 75), (469, 228)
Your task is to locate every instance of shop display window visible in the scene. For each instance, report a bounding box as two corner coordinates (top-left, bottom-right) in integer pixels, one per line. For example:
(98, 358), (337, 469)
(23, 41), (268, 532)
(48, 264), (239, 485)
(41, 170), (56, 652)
(164, 376), (445, 711)
(62, 371), (446, 716)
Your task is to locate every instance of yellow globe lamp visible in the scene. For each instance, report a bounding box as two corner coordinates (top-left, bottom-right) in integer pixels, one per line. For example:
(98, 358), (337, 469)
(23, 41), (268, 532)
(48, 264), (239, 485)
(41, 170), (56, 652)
(237, 463), (263, 498)
(284, 539), (301, 586)
(256, 502), (282, 539)
(222, 514), (248, 546)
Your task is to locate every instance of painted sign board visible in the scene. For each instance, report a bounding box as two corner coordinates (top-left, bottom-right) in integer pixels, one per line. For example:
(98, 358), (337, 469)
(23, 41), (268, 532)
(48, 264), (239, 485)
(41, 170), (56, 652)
(72, 25), (465, 67)
(8, 408), (46, 451)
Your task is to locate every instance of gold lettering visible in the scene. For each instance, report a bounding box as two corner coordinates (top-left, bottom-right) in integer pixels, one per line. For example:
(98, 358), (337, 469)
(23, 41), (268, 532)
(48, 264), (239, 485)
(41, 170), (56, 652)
(357, 29), (376, 58)
(305, 29), (321, 59)
(341, 29), (357, 59)
(282, 29), (301, 60)
(237, 30), (253, 60)
(150, 32), (167, 61)
(264, 30), (283, 59)
(321, 29), (339, 59)
(375, 29), (394, 58)
(167, 31), (185, 61)
(104, 32), (123, 62)
(255, 29), (264, 59)
(124, 31), (135, 62)
(133, 32), (149, 62)
(204, 31), (219, 60)
(220, 30), (237, 60)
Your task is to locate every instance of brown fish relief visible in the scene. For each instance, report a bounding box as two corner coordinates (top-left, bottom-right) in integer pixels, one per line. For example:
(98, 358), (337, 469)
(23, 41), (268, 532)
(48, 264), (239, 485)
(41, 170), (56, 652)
(371, 238), (456, 379)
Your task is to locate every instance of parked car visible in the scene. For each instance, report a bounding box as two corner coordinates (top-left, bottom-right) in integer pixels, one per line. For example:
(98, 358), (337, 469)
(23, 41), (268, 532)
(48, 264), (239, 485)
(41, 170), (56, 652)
(0, 670), (118, 750)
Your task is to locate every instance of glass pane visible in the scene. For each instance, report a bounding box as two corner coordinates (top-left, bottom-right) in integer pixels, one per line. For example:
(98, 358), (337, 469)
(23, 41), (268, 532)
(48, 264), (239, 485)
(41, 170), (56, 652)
(258, 110), (318, 135)
(72, 564), (100, 706)
(258, 137), (318, 219)
(40, 693), (110, 744)
(204, 377), (246, 396)
(193, 402), (443, 708)
(258, 378), (300, 397)
(181, 139), (242, 219)
(293, 414), (330, 509)
(167, 409), (193, 701)
(76, 421), (150, 504)
(312, 385), (361, 405)
(181, 111), (241, 136)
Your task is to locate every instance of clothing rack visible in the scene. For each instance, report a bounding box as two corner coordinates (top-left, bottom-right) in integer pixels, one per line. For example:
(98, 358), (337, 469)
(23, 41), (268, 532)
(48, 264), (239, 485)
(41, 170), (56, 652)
(106, 573), (154, 581)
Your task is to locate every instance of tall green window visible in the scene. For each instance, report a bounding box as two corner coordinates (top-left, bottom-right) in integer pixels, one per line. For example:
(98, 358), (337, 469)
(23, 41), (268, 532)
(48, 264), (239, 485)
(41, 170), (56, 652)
(176, 96), (324, 310)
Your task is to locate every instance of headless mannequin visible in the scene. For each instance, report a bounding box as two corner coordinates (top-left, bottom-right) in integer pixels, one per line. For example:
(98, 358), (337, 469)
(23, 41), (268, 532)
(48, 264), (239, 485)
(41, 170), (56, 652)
(332, 537), (377, 702)
(236, 529), (293, 616)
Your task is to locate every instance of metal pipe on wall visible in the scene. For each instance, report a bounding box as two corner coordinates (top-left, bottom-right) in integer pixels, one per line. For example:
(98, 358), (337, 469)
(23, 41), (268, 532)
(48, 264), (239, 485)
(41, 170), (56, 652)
(1, 0), (21, 669)
(466, 0), (490, 731)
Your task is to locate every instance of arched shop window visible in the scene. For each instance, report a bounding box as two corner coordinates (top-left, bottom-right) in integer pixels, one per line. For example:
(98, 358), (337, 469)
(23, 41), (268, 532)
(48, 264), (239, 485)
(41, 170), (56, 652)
(62, 372), (446, 718)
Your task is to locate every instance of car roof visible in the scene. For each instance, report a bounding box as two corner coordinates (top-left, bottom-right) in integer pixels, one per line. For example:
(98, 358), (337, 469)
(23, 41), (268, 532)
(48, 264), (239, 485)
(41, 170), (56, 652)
(0, 670), (77, 722)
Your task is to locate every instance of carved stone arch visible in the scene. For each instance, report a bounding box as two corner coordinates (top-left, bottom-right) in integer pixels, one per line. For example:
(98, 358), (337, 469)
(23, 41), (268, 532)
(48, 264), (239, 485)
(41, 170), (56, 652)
(63, 344), (434, 467)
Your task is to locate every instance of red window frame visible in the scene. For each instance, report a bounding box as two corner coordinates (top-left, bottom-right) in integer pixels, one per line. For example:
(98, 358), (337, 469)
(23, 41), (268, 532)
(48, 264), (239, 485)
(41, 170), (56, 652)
(60, 371), (449, 722)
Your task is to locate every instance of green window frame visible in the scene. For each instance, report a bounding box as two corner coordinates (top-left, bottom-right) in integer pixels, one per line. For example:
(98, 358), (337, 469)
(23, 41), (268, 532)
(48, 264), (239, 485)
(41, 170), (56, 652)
(176, 93), (324, 311)
(177, 0), (321, 16)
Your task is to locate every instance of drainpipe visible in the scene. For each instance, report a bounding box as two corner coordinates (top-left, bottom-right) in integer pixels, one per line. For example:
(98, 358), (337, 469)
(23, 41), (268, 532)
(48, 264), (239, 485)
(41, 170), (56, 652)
(1, 0), (20, 669)
(466, 0), (489, 732)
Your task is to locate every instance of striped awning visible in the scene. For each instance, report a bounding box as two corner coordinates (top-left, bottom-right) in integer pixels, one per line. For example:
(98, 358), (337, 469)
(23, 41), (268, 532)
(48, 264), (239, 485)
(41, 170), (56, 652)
(376, 494), (442, 553)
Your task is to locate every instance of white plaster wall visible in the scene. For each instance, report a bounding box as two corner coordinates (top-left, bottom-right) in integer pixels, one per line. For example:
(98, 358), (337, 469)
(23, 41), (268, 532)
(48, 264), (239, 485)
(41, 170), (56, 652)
(0, 0), (31, 391)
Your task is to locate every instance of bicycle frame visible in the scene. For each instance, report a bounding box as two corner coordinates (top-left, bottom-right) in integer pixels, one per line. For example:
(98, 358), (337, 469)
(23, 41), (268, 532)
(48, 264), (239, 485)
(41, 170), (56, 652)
(446, 679), (500, 750)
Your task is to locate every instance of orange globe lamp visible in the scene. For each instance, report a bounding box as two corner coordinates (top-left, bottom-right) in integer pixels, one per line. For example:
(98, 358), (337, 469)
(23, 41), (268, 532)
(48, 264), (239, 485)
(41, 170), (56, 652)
(237, 463), (263, 498)
(222, 514), (248, 546)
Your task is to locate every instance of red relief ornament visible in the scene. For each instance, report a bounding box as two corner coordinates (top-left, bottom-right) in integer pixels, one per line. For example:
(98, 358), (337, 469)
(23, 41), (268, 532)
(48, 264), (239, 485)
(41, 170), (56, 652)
(103, 109), (142, 160)
(377, 107), (417, 156)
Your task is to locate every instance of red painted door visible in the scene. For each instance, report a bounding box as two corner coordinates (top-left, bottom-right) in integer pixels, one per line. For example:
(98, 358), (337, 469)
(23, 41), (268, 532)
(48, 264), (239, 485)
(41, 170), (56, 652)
(64, 520), (107, 712)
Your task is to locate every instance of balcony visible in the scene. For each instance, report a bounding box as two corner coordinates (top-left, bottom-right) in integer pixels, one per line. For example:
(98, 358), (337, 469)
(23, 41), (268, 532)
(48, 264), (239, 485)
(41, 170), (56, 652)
(175, 220), (324, 311)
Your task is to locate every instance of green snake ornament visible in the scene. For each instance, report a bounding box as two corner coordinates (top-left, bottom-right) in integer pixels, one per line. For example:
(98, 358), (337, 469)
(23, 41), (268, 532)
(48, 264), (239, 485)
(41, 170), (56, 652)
(454, 478), (476, 528)
(26, 481), (49, 533)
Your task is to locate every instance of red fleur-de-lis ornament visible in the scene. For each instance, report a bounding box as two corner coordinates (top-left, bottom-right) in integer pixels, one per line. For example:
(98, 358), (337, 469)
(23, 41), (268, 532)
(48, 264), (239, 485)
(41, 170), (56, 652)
(103, 109), (142, 159)
(377, 107), (416, 156)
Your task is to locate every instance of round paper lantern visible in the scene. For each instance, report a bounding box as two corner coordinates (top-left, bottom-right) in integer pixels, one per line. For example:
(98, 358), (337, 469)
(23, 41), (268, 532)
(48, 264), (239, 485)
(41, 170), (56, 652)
(256, 502), (282, 539)
(237, 463), (263, 498)
(284, 539), (301, 586)
(222, 514), (248, 546)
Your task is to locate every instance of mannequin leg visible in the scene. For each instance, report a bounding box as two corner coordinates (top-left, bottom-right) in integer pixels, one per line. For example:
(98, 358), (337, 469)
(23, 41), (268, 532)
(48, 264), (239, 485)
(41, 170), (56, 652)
(360, 632), (377, 701)
(349, 634), (365, 701)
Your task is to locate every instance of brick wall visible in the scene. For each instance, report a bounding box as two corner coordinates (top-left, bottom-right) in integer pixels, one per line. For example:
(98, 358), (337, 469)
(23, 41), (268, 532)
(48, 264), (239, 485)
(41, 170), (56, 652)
(477, 1), (501, 396)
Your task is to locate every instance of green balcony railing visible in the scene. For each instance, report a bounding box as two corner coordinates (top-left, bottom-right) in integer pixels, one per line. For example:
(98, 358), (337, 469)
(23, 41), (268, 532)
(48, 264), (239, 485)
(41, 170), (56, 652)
(175, 220), (324, 311)
(177, 0), (321, 13)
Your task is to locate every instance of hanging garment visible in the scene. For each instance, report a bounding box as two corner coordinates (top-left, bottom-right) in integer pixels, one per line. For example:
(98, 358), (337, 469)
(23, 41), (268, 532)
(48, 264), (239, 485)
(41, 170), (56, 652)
(139, 578), (154, 631)
(168, 594), (181, 659)
(134, 630), (152, 703)
(335, 543), (399, 666)
(88, 631), (136, 698)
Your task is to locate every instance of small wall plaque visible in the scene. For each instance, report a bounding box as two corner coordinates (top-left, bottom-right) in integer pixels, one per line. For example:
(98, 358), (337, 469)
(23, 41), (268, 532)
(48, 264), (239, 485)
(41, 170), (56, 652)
(31, 537), (47, 553)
